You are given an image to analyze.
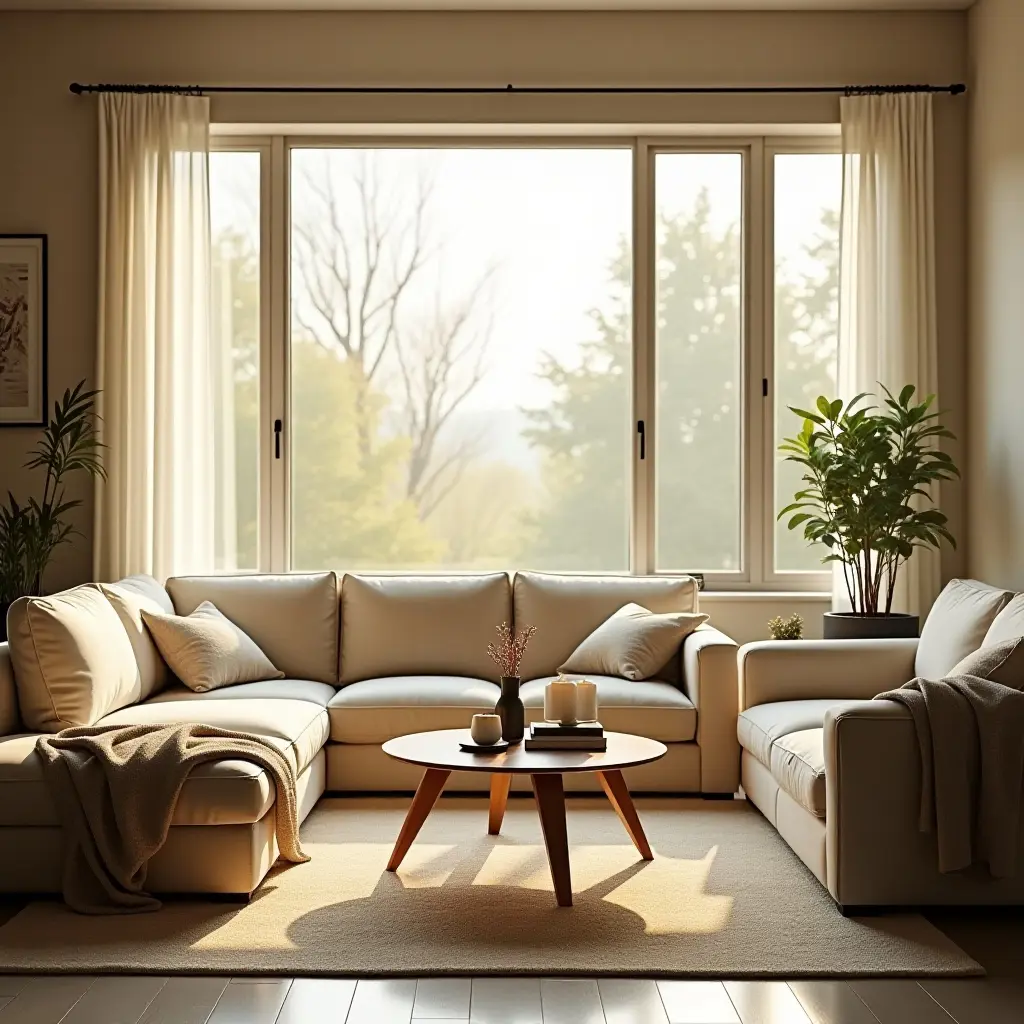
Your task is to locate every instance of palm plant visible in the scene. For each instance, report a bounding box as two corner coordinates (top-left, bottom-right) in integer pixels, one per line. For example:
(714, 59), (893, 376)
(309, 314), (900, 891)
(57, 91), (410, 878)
(778, 385), (959, 616)
(0, 383), (105, 607)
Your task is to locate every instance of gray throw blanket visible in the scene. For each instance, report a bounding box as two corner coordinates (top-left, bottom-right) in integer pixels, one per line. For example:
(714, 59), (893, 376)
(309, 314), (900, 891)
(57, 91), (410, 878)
(877, 642), (1024, 877)
(36, 724), (310, 915)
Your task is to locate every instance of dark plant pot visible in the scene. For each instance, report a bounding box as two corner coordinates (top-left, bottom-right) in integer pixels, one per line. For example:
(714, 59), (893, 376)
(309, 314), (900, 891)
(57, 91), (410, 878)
(495, 676), (525, 744)
(823, 612), (920, 641)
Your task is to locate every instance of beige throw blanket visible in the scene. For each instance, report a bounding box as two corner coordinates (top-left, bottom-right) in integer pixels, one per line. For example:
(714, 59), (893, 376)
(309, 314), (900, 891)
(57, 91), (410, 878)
(877, 666), (1024, 878)
(36, 724), (310, 915)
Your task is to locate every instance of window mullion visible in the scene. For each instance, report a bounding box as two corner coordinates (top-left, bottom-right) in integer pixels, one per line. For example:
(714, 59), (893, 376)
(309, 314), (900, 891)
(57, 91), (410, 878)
(632, 139), (655, 575)
(267, 136), (289, 573)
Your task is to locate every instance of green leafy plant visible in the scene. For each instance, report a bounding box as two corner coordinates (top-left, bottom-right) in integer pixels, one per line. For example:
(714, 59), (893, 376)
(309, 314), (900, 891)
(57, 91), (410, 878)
(0, 383), (105, 605)
(778, 385), (959, 617)
(768, 614), (804, 640)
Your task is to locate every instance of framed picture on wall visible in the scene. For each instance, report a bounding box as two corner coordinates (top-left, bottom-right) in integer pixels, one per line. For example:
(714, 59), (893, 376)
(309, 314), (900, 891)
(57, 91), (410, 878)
(0, 234), (47, 427)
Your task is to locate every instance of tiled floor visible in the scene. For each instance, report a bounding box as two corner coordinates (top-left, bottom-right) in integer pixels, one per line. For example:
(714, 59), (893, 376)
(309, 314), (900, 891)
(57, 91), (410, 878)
(0, 911), (1017, 1022)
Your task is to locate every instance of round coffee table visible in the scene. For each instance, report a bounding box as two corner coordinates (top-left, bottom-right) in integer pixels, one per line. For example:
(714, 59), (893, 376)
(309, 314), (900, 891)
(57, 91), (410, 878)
(381, 728), (668, 907)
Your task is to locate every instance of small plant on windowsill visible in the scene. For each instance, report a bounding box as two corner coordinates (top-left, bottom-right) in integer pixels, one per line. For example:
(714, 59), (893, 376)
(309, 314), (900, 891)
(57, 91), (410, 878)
(0, 383), (105, 640)
(768, 614), (804, 641)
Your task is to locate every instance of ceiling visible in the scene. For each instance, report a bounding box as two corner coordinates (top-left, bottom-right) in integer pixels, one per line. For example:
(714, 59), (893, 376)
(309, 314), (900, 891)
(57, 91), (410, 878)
(0, 0), (975, 10)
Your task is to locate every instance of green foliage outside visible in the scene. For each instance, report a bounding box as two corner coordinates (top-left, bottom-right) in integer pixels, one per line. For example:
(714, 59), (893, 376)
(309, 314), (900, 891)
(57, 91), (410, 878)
(215, 190), (839, 574)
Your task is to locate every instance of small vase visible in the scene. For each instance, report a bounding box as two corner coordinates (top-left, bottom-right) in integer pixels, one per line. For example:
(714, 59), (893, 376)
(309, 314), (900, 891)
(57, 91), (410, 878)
(495, 675), (525, 744)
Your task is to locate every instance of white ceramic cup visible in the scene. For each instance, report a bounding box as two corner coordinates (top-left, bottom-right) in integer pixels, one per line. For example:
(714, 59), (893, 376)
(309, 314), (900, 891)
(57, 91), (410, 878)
(575, 679), (598, 723)
(470, 713), (503, 746)
(545, 679), (579, 726)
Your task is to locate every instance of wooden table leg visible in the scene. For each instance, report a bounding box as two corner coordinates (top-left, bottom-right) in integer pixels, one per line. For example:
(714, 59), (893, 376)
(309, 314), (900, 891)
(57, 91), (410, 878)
(531, 773), (572, 907)
(387, 768), (450, 871)
(488, 773), (513, 835)
(598, 769), (653, 860)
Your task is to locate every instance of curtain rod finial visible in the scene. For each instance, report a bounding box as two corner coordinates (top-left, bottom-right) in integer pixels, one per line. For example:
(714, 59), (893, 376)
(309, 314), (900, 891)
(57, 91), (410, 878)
(69, 82), (84, 95)
(951, 83), (967, 95)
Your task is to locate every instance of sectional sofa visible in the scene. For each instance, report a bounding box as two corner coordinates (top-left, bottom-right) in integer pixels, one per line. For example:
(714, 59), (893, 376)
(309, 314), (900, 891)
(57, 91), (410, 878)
(0, 570), (739, 897)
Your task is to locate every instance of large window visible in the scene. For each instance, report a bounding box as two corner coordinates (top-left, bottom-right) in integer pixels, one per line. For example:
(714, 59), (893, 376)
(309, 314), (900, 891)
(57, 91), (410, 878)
(210, 136), (840, 588)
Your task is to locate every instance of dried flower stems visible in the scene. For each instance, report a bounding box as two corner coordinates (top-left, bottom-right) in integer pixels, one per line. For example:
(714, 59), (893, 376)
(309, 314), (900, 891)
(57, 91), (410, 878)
(487, 621), (537, 678)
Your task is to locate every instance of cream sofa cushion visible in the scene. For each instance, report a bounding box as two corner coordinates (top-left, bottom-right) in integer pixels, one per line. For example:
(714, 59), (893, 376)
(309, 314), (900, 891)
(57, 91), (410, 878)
(98, 695), (329, 777)
(770, 728), (826, 818)
(142, 602), (284, 693)
(167, 572), (340, 684)
(0, 731), (311, 828)
(7, 584), (141, 732)
(514, 572), (699, 682)
(0, 644), (19, 736)
(147, 679), (336, 709)
(328, 676), (501, 743)
(915, 578), (1014, 681)
(737, 698), (867, 768)
(983, 594), (1024, 648)
(99, 575), (174, 701)
(340, 574), (511, 684)
(559, 603), (709, 681)
(521, 675), (696, 742)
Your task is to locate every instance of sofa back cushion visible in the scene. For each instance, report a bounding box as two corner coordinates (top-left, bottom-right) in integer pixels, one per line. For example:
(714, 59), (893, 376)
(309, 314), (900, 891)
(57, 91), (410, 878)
(916, 578), (1015, 680)
(7, 584), (141, 731)
(166, 572), (340, 684)
(514, 572), (700, 682)
(99, 575), (174, 701)
(341, 573), (512, 684)
(983, 593), (1024, 648)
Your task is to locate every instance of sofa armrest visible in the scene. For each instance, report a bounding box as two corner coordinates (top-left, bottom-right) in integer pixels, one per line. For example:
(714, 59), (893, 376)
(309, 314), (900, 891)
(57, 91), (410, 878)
(823, 700), (933, 906)
(738, 638), (919, 711)
(0, 643), (19, 736)
(682, 625), (740, 795)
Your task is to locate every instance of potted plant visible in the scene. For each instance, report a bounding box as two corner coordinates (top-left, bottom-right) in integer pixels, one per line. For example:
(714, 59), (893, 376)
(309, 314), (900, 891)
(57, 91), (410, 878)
(0, 383), (105, 641)
(778, 385), (958, 640)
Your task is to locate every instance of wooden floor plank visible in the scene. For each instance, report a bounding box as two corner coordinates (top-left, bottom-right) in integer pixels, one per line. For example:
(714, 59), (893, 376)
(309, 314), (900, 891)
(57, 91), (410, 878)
(137, 977), (229, 1024)
(788, 981), (880, 1024)
(598, 979), (669, 1024)
(346, 979), (417, 1024)
(277, 978), (357, 1023)
(539, 978), (604, 1023)
(847, 982), (954, 1024)
(723, 982), (812, 1024)
(469, 978), (542, 1024)
(414, 978), (471, 1019)
(0, 976), (96, 1024)
(657, 981), (740, 1024)
(205, 979), (291, 1024)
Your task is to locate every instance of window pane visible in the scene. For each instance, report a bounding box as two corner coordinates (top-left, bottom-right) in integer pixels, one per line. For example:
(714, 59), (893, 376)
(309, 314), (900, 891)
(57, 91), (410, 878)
(209, 151), (261, 571)
(654, 153), (743, 572)
(289, 148), (632, 571)
(774, 153), (841, 573)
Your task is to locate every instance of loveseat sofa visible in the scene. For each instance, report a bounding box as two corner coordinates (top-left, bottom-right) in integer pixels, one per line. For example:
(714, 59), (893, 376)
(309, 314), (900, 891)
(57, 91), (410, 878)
(737, 578), (1024, 911)
(0, 570), (739, 897)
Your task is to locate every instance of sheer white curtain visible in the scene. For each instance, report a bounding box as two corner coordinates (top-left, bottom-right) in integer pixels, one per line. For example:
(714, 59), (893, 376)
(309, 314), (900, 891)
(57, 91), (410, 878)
(837, 92), (940, 617)
(94, 94), (216, 582)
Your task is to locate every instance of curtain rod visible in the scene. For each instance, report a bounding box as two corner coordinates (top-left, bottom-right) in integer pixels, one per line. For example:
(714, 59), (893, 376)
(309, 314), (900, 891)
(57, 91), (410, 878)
(69, 82), (967, 97)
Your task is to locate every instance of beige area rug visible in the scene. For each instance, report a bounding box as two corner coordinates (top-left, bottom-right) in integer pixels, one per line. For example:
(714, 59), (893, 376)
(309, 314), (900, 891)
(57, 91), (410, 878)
(0, 797), (980, 978)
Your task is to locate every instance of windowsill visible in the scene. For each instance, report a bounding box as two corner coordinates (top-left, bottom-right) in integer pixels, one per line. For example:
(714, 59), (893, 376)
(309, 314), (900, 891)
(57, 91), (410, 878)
(699, 591), (831, 601)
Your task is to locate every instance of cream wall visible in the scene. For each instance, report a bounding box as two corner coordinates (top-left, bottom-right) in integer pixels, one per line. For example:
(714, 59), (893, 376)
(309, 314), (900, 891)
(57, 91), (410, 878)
(968, 0), (1024, 591)
(0, 10), (968, 611)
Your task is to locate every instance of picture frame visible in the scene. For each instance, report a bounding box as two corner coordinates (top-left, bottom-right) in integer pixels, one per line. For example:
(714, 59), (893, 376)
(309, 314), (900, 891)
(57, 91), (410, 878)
(0, 234), (47, 427)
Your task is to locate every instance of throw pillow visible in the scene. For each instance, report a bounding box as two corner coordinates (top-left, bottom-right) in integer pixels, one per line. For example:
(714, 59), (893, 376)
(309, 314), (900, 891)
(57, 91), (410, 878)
(948, 637), (1024, 689)
(141, 601), (284, 693)
(558, 603), (709, 681)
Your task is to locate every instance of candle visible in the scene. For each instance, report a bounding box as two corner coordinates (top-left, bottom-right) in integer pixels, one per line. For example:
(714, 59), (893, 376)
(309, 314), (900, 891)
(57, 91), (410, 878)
(575, 679), (598, 723)
(545, 679), (578, 726)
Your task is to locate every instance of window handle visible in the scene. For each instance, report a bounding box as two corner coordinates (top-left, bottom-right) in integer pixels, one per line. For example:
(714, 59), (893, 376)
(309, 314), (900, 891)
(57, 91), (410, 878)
(274, 418), (282, 460)
(637, 420), (645, 460)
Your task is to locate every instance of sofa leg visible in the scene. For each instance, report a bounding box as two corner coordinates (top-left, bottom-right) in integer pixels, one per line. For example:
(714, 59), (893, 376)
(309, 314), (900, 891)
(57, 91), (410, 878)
(701, 793), (735, 801)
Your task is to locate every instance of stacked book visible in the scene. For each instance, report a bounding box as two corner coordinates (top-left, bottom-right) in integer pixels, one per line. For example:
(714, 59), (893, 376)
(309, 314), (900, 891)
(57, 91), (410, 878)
(525, 721), (606, 752)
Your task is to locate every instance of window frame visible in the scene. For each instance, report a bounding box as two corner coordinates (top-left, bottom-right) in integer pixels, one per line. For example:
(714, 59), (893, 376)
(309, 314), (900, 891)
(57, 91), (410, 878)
(210, 131), (839, 591)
